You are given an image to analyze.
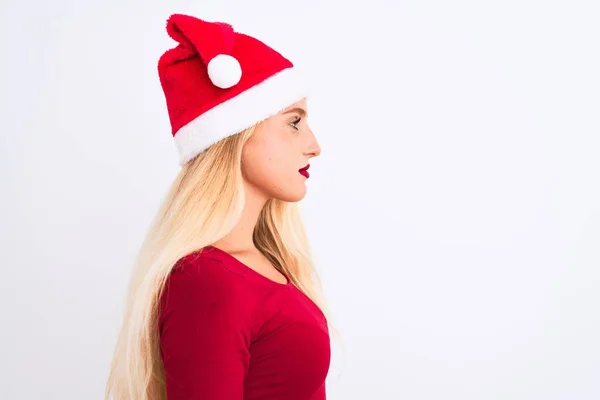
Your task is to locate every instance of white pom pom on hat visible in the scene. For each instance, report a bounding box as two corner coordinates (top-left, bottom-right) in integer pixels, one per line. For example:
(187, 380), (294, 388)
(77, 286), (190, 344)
(207, 54), (242, 89)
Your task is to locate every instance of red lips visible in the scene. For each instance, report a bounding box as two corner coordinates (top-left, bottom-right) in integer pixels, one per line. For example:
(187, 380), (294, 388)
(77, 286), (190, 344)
(299, 164), (310, 178)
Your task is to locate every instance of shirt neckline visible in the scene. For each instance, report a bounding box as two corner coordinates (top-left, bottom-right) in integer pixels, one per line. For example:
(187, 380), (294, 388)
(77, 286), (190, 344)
(203, 245), (292, 287)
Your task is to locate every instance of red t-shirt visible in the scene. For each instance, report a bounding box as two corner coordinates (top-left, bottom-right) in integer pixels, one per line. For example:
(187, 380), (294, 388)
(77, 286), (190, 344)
(158, 245), (331, 399)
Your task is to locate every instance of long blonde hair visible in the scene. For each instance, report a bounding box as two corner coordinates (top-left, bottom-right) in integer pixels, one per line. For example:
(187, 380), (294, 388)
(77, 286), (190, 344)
(105, 124), (329, 400)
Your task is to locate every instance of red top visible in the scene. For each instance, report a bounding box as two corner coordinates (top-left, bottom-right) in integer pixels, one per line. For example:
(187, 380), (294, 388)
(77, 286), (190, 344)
(158, 246), (331, 399)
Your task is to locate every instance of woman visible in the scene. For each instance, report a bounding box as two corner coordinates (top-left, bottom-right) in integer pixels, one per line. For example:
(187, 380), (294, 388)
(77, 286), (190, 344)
(105, 13), (331, 400)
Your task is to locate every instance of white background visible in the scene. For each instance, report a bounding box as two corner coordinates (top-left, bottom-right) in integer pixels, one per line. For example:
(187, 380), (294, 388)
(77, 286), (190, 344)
(1, 0), (599, 399)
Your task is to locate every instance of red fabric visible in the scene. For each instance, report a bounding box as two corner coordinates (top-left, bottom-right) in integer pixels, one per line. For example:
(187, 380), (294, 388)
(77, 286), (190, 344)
(158, 246), (331, 399)
(166, 14), (235, 66)
(158, 14), (294, 137)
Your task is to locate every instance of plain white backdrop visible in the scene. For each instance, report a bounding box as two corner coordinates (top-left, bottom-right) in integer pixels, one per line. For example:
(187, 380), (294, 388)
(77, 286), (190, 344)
(1, 0), (599, 398)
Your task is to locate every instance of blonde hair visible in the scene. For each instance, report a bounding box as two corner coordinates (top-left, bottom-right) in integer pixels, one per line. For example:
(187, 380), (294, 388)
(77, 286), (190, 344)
(105, 124), (329, 400)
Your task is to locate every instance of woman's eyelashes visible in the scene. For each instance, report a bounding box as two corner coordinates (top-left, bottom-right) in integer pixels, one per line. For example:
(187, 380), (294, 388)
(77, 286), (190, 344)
(289, 116), (301, 130)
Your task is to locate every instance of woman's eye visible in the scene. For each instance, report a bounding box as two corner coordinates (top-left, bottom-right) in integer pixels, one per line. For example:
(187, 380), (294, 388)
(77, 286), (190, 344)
(289, 117), (301, 130)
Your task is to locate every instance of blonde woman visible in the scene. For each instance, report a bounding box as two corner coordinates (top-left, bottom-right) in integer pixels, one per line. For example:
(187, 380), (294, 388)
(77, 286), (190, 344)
(106, 13), (331, 400)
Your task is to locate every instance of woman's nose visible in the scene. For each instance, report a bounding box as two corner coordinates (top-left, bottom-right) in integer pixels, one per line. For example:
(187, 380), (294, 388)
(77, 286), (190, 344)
(305, 129), (321, 157)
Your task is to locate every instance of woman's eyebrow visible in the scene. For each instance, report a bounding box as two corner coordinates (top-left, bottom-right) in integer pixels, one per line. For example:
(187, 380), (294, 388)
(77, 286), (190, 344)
(283, 107), (307, 117)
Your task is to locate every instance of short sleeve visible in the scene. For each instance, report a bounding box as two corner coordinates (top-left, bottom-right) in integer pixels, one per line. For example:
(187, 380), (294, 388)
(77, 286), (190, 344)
(158, 255), (251, 399)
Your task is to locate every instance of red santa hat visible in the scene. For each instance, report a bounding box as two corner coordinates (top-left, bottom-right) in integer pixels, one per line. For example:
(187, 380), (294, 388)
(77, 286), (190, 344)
(158, 14), (308, 165)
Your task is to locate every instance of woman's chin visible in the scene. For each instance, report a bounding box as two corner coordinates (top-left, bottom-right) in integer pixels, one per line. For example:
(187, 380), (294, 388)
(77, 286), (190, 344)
(274, 185), (307, 203)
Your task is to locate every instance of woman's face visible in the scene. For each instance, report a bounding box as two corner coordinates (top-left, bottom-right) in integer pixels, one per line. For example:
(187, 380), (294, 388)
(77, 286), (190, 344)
(241, 98), (321, 203)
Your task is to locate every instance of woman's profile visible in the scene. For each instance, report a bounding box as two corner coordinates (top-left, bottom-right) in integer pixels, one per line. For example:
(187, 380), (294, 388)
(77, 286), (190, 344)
(106, 13), (331, 400)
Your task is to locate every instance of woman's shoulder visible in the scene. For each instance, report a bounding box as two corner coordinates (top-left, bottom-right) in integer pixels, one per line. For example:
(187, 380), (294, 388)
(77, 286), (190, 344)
(162, 247), (281, 316)
(160, 250), (258, 327)
(168, 248), (246, 291)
